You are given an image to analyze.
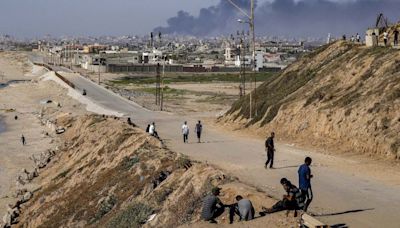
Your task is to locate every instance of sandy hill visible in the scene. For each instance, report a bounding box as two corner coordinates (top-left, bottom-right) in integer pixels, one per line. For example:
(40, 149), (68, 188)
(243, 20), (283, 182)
(222, 40), (400, 160)
(9, 114), (298, 228)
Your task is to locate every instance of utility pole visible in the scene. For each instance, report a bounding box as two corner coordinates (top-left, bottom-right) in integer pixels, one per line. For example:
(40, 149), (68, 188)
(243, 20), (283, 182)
(229, 0), (257, 119)
(155, 63), (161, 106)
(98, 52), (101, 84)
(161, 56), (166, 111)
(237, 31), (247, 97)
(250, 0), (257, 118)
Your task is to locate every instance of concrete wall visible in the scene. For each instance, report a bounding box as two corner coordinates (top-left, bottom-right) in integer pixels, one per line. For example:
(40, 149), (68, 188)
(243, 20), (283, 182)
(366, 28), (379, 47)
(86, 65), (107, 73)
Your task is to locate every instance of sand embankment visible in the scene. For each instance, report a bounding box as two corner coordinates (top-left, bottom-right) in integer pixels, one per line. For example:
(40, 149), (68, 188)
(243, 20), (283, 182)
(0, 52), (86, 217)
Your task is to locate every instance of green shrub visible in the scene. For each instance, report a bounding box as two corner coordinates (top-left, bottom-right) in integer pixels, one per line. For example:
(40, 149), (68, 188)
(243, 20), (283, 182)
(107, 202), (153, 228)
(53, 168), (71, 180)
(176, 156), (192, 170)
(121, 156), (140, 170)
(90, 195), (118, 223)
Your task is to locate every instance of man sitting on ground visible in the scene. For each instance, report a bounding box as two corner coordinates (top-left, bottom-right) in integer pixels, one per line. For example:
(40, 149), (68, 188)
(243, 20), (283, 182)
(229, 195), (255, 223)
(149, 122), (160, 139)
(262, 178), (304, 216)
(201, 187), (226, 223)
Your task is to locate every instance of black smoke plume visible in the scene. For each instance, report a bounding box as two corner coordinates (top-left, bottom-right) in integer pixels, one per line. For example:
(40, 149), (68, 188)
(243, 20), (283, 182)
(155, 0), (400, 37)
(154, 0), (255, 36)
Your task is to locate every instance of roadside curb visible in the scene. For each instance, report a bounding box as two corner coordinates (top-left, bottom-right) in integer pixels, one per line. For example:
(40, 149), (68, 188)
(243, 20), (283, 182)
(32, 63), (76, 89)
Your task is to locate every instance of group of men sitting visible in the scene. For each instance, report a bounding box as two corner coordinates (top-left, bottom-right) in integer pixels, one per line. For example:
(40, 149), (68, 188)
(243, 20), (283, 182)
(201, 187), (255, 224)
(201, 157), (313, 224)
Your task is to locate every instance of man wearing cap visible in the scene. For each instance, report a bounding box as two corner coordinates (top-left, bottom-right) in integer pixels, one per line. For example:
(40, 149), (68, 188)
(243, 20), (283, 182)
(201, 187), (226, 223)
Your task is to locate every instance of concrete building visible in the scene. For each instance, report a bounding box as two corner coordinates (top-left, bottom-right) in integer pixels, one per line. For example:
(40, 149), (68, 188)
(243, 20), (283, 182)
(366, 28), (379, 47)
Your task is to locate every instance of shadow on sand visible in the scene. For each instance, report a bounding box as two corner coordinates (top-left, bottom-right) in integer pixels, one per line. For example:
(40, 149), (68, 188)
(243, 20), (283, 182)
(272, 165), (299, 169)
(313, 208), (374, 217)
(330, 223), (348, 228)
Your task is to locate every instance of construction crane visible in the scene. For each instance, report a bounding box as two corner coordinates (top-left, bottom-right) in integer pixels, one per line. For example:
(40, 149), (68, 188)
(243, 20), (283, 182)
(376, 13), (389, 30)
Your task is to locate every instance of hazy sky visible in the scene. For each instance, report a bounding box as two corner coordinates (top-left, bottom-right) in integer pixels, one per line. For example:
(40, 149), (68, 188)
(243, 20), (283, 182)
(0, 0), (398, 38)
(0, 0), (219, 38)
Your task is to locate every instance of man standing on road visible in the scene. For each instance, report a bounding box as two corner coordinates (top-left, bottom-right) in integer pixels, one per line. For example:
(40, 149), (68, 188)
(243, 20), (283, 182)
(195, 120), (203, 143)
(298, 157), (313, 212)
(21, 134), (26, 146)
(265, 132), (275, 169)
(182, 121), (189, 143)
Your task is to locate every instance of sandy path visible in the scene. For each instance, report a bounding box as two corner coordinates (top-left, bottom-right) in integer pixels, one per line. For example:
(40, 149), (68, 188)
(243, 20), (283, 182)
(57, 67), (400, 227)
(17, 52), (400, 227)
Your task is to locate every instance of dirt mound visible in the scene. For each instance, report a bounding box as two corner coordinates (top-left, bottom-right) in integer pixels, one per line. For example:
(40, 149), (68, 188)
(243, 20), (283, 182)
(222, 39), (400, 160)
(13, 115), (297, 227)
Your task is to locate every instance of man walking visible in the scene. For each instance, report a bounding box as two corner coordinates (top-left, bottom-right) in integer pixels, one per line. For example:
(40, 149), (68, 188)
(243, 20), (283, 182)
(195, 120), (203, 143)
(265, 132), (275, 169)
(182, 121), (189, 143)
(298, 157), (313, 212)
(21, 134), (26, 146)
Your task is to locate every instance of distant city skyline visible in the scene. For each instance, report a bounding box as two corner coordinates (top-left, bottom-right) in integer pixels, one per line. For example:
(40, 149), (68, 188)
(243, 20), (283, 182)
(0, 0), (218, 38)
(0, 0), (399, 38)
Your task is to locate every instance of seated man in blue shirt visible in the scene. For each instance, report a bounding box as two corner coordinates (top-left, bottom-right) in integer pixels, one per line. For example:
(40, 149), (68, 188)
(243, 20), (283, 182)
(298, 157), (313, 212)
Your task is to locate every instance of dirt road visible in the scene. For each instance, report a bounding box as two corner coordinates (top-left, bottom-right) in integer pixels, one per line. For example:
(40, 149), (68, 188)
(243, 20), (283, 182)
(55, 69), (400, 227)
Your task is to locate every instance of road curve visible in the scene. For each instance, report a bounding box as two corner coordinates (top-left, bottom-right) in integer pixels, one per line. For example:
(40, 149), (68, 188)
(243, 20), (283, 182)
(31, 56), (400, 227)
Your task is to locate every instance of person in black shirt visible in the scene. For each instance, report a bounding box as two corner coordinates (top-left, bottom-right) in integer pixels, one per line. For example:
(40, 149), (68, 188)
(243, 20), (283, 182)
(195, 120), (203, 143)
(265, 132), (275, 169)
(262, 178), (304, 216)
(394, 29), (399, 47)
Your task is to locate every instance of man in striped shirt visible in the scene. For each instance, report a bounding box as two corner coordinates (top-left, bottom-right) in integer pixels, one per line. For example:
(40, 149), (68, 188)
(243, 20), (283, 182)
(201, 187), (226, 223)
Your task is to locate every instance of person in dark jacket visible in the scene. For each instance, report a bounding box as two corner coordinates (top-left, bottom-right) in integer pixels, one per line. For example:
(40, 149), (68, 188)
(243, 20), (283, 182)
(262, 178), (304, 216)
(265, 132), (275, 169)
(195, 120), (203, 143)
(394, 29), (399, 46)
(21, 134), (26, 146)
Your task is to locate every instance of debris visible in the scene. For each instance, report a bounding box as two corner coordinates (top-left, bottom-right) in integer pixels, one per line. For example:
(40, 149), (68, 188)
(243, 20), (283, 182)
(55, 128), (65, 134)
(39, 99), (52, 104)
(152, 171), (170, 189)
(147, 213), (157, 222)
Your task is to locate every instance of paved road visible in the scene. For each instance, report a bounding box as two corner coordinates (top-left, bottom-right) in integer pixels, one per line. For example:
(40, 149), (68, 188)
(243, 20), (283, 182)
(32, 59), (400, 227)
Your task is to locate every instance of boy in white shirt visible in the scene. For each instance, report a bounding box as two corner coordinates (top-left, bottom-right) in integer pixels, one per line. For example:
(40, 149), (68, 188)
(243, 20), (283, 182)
(182, 121), (189, 143)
